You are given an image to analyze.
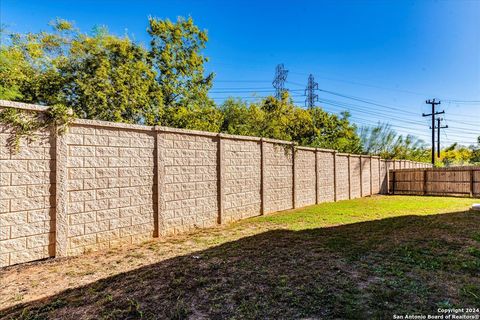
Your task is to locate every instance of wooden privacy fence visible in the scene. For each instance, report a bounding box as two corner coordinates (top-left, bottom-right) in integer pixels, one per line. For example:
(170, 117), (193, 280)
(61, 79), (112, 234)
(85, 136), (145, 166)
(389, 167), (480, 197)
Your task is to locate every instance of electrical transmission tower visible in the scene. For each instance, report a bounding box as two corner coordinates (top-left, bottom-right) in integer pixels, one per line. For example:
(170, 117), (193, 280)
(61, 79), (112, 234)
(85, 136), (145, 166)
(272, 64), (288, 99)
(430, 117), (448, 158)
(304, 74), (319, 109)
(423, 99), (444, 165)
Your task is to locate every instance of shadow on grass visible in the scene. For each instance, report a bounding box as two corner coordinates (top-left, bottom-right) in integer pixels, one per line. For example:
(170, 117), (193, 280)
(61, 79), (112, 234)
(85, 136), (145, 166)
(2, 210), (480, 320)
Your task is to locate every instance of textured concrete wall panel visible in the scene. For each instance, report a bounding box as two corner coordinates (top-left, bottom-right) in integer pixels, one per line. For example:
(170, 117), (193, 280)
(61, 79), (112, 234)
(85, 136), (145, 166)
(335, 155), (349, 201)
(65, 124), (155, 255)
(223, 139), (261, 222)
(317, 151), (335, 203)
(0, 123), (55, 267)
(162, 132), (218, 234)
(371, 158), (380, 194)
(361, 157), (371, 196)
(264, 143), (293, 213)
(294, 149), (316, 207)
(350, 156), (361, 199)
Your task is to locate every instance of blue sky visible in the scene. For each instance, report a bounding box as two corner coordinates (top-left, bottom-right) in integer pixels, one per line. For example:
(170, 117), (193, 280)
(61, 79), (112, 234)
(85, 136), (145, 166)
(1, 0), (479, 146)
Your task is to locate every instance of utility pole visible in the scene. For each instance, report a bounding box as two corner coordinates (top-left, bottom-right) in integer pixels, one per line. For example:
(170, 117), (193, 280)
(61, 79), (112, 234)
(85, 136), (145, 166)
(423, 99), (444, 165)
(304, 74), (319, 109)
(431, 118), (448, 158)
(272, 64), (288, 99)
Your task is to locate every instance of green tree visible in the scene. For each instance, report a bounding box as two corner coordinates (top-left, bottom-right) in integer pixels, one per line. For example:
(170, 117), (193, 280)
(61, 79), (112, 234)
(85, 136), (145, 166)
(219, 98), (264, 136)
(64, 29), (163, 124)
(161, 100), (223, 132)
(147, 17), (215, 129)
(1, 17), (222, 127)
(1, 20), (163, 124)
(219, 94), (362, 153)
(0, 44), (30, 100)
(469, 136), (480, 164)
(310, 109), (361, 153)
(439, 143), (474, 167)
(1, 20), (76, 104)
(360, 123), (429, 161)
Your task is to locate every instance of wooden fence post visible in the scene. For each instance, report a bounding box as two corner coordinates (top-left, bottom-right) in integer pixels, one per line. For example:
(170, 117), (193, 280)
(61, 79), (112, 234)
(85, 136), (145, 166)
(392, 170), (396, 195)
(470, 169), (474, 197)
(423, 169), (428, 195)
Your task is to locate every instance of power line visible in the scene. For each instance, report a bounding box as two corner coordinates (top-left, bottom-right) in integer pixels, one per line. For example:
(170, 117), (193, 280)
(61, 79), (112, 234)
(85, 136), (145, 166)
(217, 94), (471, 141)
(208, 78), (477, 145)
(215, 80), (271, 83)
(317, 98), (427, 127)
(443, 99), (480, 104)
(293, 100), (475, 142)
(211, 81), (478, 118)
(288, 70), (439, 97)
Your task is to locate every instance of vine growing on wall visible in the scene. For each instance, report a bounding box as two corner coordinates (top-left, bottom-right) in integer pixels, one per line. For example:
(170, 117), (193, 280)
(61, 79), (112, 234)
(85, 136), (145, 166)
(0, 104), (75, 152)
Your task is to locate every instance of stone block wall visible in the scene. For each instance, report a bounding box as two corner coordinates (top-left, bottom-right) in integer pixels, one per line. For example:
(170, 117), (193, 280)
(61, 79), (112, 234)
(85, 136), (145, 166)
(294, 148), (316, 208)
(65, 124), (156, 255)
(222, 138), (261, 223)
(317, 151), (335, 203)
(0, 124), (55, 267)
(371, 158), (380, 194)
(335, 155), (350, 201)
(0, 101), (430, 267)
(350, 156), (361, 199)
(361, 157), (371, 196)
(161, 131), (219, 235)
(264, 142), (294, 214)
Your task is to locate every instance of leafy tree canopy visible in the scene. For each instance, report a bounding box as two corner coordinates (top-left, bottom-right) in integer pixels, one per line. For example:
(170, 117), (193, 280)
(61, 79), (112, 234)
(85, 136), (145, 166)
(1, 17), (430, 157)
(360, 123), (430, 161)
(220, 93), (362, 153)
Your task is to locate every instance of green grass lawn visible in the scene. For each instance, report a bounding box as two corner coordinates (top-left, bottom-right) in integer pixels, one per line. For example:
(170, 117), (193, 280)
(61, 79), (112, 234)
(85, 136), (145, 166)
(252, 195), (477, 229)
(2, 196), (479, 319)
